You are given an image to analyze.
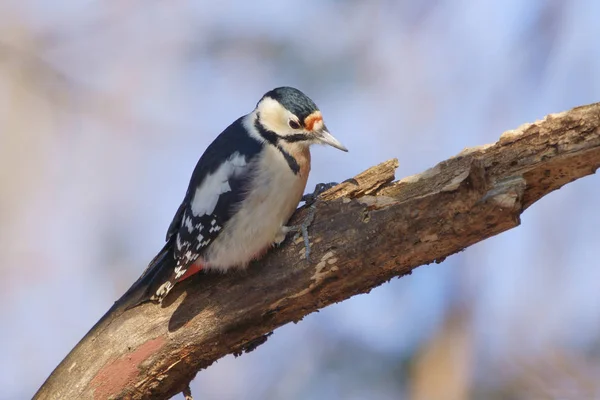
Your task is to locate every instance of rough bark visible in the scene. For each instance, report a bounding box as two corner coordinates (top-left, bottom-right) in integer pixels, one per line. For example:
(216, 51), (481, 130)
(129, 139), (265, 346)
(34, 103), (600, 400)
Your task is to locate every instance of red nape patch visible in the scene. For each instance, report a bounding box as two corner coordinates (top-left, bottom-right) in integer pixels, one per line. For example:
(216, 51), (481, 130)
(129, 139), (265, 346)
(91, 336), (166, 399)
(304, 112), (322, 131)
(176, 262), (204, 282)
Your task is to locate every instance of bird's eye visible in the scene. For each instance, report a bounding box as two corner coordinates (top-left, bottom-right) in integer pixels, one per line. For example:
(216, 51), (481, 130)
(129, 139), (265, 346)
(288, 120), (301, 129)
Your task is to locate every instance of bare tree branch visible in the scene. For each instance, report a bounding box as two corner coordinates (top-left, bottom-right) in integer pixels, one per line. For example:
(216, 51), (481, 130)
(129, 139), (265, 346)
(34, 102), (600, 399)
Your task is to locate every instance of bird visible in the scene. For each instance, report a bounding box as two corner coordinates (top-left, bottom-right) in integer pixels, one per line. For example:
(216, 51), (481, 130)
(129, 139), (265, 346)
(124, 86), (347, 308)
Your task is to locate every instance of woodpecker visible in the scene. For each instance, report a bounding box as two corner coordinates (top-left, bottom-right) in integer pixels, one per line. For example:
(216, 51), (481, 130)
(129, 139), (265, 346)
(125, 86), (347, 307)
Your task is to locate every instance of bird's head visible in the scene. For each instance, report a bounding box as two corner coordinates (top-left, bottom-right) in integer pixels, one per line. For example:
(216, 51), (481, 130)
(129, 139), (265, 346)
(254, 86), (348, 152)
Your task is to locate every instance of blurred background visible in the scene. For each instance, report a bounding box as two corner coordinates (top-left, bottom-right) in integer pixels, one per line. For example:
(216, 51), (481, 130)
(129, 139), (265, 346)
(1, 1), (600, 399)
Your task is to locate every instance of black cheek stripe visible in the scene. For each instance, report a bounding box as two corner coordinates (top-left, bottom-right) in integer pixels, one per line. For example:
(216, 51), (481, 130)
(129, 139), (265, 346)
(254, 117), (300, 175)
(281, 133), (311, 143)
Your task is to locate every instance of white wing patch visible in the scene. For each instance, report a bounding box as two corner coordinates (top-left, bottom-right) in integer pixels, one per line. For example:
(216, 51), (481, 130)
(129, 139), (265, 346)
(183, 216), (194, 232)
(209, 219), (222, 233)
(190, 152), (247, 216)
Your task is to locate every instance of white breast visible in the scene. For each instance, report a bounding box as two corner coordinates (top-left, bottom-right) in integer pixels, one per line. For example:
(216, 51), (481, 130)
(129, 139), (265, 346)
(202, 145), (308, 271)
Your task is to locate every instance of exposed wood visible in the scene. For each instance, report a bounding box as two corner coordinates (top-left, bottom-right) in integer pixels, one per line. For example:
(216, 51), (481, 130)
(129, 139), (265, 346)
(34, 102), (600, 400)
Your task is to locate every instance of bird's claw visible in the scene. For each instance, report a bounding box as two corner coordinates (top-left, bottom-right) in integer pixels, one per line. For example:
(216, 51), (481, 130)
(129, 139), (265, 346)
(301, 182), (338, 205)
(287, 182), (338, 262)
(286, 205), (316, 262)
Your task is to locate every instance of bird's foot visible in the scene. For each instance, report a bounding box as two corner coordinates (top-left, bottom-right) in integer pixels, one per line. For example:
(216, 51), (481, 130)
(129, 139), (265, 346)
(283, 182), (339, 262)
(301, 182), (338, 206)
(284, 206), (316, 262)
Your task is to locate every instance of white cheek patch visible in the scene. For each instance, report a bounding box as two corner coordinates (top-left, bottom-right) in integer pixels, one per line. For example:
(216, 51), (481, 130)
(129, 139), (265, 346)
(190, 152), (247, 216)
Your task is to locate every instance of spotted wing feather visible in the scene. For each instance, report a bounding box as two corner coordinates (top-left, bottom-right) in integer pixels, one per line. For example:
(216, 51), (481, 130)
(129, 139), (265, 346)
(151, 118), (263, 301)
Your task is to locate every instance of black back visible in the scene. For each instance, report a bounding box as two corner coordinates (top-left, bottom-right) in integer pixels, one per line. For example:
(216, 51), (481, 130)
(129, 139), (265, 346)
(166, 117), (263, 259)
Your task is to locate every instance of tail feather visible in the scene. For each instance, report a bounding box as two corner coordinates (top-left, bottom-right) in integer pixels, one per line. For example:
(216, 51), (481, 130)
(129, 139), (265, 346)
(120, 241), (179, 310)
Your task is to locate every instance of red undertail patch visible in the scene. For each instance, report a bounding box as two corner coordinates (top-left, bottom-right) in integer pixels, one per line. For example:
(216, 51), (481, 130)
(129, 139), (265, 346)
(176, 262), (204, 282)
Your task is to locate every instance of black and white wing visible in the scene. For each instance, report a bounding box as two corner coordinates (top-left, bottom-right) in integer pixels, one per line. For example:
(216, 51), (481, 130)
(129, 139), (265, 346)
(125, 117), (263, 305)
(170, 150), (253, 279)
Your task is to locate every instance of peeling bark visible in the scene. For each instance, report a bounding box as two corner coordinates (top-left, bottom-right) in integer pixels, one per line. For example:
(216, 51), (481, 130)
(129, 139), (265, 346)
(34, 103), (600, 399)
